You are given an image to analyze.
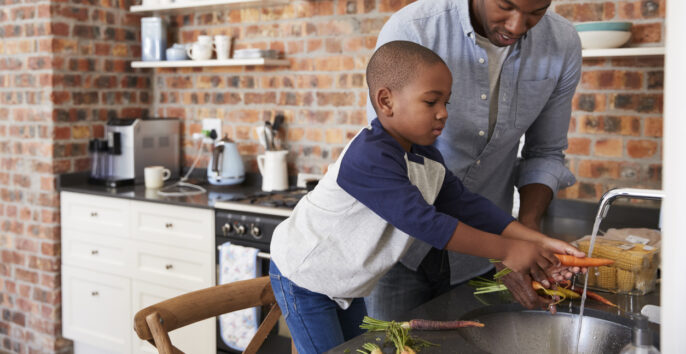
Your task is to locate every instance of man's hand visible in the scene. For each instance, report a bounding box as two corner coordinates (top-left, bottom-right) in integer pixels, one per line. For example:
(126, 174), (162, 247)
(538, 237), (587, 281)
(494, 262), (558, 314)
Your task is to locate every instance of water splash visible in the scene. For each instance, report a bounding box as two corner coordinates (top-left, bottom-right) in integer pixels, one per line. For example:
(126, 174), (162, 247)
(573, 216), (603, 354)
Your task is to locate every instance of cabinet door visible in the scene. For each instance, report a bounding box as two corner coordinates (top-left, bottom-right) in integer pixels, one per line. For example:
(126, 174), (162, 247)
(62, 228), (133, 277)
(130, 201), (213, 252)
(133, 241), (213, 290)
(61, 192), (130, 238)
(132, 281), (215, 354)
(62, 265), (131, 352)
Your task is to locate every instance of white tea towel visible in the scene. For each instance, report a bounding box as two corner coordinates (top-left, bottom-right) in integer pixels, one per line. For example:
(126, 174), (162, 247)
(219, 242), (261, 351)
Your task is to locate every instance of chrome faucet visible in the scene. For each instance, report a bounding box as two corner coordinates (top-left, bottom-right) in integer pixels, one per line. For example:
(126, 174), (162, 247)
(596, 188), (664, 220)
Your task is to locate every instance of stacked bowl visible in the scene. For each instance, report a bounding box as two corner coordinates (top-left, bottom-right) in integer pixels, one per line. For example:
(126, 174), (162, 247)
(575, 21), (632, 49)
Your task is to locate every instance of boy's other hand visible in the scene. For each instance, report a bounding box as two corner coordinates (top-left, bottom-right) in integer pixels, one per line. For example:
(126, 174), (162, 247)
(502, 239), (556, 285)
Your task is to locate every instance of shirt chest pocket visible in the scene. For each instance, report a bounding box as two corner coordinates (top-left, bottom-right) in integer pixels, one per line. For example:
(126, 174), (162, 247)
(514, 77), (556, 129)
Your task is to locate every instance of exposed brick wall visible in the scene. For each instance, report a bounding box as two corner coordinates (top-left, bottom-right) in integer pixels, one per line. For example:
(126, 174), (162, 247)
(554, 0), (664, 200)
(0, 0), (665, 352)
(0, 0), (150, 351)
(153, 0), (664, 201)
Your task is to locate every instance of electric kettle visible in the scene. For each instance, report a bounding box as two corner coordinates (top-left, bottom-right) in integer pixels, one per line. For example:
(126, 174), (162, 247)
(207, 135), (245, 186)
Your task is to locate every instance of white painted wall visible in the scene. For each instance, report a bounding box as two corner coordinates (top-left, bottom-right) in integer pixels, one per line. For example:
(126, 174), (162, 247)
(661, 1), (686, 352)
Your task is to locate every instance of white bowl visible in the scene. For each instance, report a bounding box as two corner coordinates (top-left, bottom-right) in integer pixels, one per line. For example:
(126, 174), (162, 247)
(578, 30), (631, 49)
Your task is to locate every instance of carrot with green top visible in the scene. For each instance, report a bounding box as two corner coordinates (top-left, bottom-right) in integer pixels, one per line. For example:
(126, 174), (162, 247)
(557, 280), (618, 308)
(532, 280), (580, 303)
(555, 254), (614, 267)
(360, 316), (484, 331)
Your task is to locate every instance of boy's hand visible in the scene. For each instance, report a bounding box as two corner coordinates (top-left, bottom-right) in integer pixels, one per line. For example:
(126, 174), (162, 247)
(502, 239), (556, 285)
(538, 237), (587, 281)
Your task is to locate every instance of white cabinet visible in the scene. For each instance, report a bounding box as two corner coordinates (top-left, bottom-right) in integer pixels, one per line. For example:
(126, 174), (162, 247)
(132, 281), (215, 354)
(61, 191), (216, 354)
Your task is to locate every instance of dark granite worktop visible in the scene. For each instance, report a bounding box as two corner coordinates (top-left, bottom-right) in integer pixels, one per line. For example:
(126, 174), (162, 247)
(327, 282), (660, 353)
(57, 171), (266, 210)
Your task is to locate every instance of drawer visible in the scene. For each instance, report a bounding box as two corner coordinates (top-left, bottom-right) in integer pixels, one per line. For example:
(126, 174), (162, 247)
(130, 201), (213, 252)
(132, 280), (215, 354)
(62, 265), (131, 353)
(133, 241), (213, 290)
(61, 192), (130, 238)
(62, 229), (133, 277)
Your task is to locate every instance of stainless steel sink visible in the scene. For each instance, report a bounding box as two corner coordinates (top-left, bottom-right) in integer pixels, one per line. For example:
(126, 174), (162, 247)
(457, 305), (659, 354)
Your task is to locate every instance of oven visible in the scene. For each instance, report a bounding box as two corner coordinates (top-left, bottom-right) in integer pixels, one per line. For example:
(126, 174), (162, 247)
(213, 189), (307, 353)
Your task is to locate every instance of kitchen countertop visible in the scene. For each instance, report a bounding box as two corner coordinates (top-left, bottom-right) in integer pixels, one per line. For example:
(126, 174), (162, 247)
(58, 171), (267, 210)
(326, 282), (661, 353)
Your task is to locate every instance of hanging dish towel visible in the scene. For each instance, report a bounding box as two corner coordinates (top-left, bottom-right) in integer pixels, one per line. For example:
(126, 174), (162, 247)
(219, 242), (261, 351)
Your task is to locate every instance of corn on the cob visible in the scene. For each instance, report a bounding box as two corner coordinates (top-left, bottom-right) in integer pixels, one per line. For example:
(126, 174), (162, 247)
(616, 268), (635, 292)
(596, 266), (616, 289)
(586, 267), (597, 287)
(578, 239), (650, 271)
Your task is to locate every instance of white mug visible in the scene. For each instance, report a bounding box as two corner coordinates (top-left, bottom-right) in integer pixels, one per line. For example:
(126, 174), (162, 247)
(187, 42), (213, 60)
(144, 166), (171, 189)
(197, 35), (212, 44)
(256, 150), (288, 192)
(213, 35), (231, 60)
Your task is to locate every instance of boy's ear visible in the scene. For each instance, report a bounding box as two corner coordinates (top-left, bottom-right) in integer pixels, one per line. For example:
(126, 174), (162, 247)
(376, 87), (393, 117)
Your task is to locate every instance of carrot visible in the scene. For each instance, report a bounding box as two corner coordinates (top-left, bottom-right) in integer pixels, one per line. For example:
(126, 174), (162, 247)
(532, 281), (580, 303)
(555, 254), (615, 267)
(568, 287), (618, 307)
(404, 319), (485, 330)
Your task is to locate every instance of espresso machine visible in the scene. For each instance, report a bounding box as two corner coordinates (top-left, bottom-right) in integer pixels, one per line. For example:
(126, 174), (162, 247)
(89, 118), (180, 187)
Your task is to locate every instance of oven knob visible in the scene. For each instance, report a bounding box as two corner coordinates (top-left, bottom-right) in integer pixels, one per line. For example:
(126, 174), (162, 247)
(250, 225), (262, 238)
(235, 224), (246, 235)
(221, 223), (232, 235)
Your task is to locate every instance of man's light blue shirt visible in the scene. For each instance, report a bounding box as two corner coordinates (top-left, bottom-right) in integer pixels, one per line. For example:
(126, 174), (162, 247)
(366, 0), (582, 283)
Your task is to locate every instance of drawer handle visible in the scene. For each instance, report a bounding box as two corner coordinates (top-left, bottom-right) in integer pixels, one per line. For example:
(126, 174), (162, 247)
(165, 264), (173, 270)
(165, 223), (173, 229)
(91, 250), (99, 255)
(91, 291), (99, 296)
(90, 211), (98, 217)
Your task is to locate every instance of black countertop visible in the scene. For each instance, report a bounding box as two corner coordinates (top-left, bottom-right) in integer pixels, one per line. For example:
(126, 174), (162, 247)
(58, 171), (266, 210)
(327, 282), (660, 353)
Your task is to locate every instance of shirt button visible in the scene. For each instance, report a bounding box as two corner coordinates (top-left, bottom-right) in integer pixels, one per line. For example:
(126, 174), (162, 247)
(476, 160), (481, 165)
(478, 58), (485, 64)
(478, 130), (485, 136)
(480, 94), (487, 100)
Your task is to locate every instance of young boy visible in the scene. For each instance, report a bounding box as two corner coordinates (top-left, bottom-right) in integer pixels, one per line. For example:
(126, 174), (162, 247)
(269, 41), (584, 354)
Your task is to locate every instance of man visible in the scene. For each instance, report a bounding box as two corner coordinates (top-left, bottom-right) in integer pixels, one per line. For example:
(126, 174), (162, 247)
(365, 0), (582, 320)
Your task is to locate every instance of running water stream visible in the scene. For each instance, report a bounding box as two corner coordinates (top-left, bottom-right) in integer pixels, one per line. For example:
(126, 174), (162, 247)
(572, 215), (603, 354)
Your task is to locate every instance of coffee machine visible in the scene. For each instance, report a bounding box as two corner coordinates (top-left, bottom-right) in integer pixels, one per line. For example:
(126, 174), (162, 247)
(89, 118), (180, 187)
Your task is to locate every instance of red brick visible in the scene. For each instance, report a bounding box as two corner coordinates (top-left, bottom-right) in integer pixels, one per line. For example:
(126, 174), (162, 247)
(595, 138), (623, 157)
(644, 117), (662, 137)
(627, 139), (658, 158)
(632, 23), (661, 44)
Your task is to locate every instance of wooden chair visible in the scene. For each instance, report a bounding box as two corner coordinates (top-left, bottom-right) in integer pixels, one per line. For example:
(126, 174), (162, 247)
(133, 276), (294, 354)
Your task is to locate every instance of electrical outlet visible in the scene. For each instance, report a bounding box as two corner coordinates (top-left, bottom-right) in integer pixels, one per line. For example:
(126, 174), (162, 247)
(202, 118), (222, 141)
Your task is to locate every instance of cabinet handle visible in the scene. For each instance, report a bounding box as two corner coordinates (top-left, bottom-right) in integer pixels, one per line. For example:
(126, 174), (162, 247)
(90, 211), (98, 217)
(165, 222), (173, 229)
(91, 250), (99, 255)
(165, 264), (173, 270)
(91, 291), (99, 296)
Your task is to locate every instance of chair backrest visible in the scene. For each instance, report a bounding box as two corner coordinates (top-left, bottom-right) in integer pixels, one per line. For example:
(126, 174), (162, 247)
(133, 276), (282, 354)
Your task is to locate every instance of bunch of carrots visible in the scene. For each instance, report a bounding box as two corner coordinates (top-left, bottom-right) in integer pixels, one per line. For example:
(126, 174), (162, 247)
(477, 254), (618, 307)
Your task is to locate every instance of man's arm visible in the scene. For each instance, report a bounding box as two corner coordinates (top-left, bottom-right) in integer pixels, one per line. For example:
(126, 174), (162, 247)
(517, 183), (553, 231)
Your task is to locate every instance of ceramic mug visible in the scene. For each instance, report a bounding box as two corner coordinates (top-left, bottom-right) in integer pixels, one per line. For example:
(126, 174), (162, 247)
(256, 150), (288, 192)
(144, 166), (171, 189)
(213, 35), (231, 60)
(187, 42), (213, 60)
(197, 35), (212, 44)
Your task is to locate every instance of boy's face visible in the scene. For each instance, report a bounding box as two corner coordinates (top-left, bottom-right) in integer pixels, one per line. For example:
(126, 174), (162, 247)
(470, 0), (551, 47)
(382, 63), (452, 151)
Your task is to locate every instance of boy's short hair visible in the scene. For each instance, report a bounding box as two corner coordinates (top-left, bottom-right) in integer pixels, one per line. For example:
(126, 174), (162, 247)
(366, 41), (447, 112)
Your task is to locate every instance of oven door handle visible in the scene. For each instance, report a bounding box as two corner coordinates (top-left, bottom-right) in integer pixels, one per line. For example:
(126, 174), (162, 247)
(217, 246), (271, 260)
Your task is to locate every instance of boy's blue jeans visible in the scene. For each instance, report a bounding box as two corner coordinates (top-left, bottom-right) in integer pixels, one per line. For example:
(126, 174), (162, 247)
(269, 260), (367, 354)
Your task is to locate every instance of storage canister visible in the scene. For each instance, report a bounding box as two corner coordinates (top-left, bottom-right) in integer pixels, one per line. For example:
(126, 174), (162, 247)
(141, 17), (166, 61)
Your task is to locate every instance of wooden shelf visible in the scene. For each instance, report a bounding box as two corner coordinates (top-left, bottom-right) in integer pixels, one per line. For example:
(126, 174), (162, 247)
(582, 47), (665, 58)
(130, 0), (288, 14)
(131, 58), (290, 68)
